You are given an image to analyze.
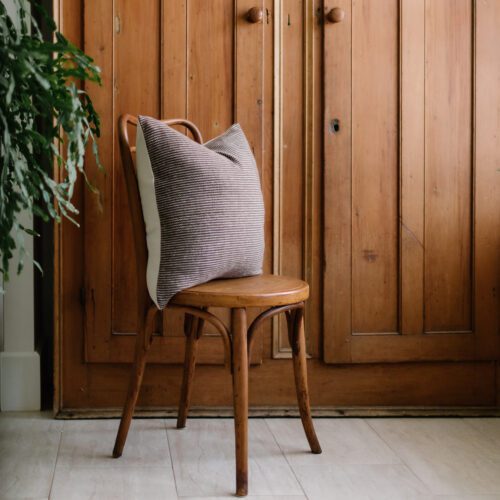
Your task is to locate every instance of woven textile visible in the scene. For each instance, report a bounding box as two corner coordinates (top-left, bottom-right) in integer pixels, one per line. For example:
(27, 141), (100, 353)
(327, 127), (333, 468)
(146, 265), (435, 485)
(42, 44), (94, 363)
(136, 115), (264, 309)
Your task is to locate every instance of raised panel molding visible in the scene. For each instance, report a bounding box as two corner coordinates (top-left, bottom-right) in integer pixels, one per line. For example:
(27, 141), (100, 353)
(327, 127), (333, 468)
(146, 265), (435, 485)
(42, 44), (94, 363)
(272, 0), (315, 358)
(83, 0), (264, 365)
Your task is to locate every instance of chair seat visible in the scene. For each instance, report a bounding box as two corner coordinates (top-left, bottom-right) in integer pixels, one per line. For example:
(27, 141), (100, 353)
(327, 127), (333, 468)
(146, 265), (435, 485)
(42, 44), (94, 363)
(171, 274), (309, 308)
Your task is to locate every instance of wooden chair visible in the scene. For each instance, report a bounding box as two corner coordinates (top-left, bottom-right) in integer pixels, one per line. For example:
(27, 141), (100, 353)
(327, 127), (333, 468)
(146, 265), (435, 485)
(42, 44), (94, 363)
(112, 114), (321, 497)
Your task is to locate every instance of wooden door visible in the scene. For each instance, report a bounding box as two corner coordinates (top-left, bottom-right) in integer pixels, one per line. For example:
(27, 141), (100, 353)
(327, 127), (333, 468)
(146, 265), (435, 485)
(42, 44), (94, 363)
(82, 0), (264, 366)
(56, 0), (499, 414)
(323, 0), (500, 363)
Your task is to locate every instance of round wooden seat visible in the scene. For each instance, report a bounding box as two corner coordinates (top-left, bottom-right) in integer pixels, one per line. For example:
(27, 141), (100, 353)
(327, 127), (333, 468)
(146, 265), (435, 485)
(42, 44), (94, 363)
(171, 274), (309, 308)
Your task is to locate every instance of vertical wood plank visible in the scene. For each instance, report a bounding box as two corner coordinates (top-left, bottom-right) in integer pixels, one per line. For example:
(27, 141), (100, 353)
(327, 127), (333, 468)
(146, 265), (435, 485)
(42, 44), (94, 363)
(187, 0), (234, 139)
(112, 0), (161, 334)
(162, 0), (187, 119)
(303, 0), (320, 355)
(57, 0), (88, 411)
(262, 0), (274, 280)
(351, 0), (399, 334)
(272, 0), (285, 356)
(323, 0), (352, 362)
(281, 0), (305, 289)
(280, 1), (305, 290)
(400, 0), (424, 334)
(161, 0), (188, 338)
(307, 0), (323, 358)
(273, 0), (304, 358)
(235, 0), (264, 171)
(83, 0), (114, 359)
(474, 0), (500, 358)
(259, 0), (274, 360)
(424, 0), (473, 332)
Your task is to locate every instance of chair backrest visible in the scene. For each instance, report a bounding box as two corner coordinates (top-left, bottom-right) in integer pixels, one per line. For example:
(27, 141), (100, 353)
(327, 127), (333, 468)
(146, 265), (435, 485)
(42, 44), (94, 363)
(118, 114), (203, 316)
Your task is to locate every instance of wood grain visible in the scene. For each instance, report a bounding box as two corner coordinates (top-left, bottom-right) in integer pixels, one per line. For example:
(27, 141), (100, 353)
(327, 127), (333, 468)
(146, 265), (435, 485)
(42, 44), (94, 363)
(172, 274), (309, 308)
(187, 0), (234, 139)
(287, 307), (321, 454)
(58, 359), (496, 410)
(323, 0), (352, 363)
(176, 315), (202, 429)
(323, 0), (497, 364)
(56, 0), (499, 414)
(162, 0), (187, 119)
(400, 0), (424, 335)
(235, 0), (264, 176)
(351, 0), (399, 334)
(112, 0), (161, 334)
(79, 0), (266, 367)
(473, 0), (500, 360)
(231, 308), (249, 496)
(82, 0), (113, 362)
(424, 0), (473, 332)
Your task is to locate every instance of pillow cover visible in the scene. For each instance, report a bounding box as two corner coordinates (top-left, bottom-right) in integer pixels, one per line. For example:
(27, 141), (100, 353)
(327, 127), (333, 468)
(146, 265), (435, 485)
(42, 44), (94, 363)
(136, 115), (264, 309)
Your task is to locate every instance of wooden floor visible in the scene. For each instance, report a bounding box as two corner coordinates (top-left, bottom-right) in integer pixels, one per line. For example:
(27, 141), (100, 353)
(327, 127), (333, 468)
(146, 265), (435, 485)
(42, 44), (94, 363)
(1, 413), (500, 499)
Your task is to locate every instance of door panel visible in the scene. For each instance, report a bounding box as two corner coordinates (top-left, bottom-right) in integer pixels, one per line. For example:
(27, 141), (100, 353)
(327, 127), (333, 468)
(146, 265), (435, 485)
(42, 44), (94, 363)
(83, 0), (264, 365)
(112, 0), (162, 335)
(323, 0), (499, 363)
(424, 0), (472, 333)
(400, 0), (424, 336)
(188, 0), (235, 138)
(351, 0), (399, 334)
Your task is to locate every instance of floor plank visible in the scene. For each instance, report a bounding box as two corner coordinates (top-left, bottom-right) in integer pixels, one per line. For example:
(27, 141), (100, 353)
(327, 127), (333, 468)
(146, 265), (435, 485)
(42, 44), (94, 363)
(167, 418), (303, 497)
(266, 418), (400, 466)
(464, 418), (500, 447)
(368, 418), (500, 495)
(57, 418), (171, 468)
(292, 463), (431, 499)
(2, 414), (500, 499)
(179, 497), (306, 500)
(50, 466), (176, 500)
(0, 413), (62, 499)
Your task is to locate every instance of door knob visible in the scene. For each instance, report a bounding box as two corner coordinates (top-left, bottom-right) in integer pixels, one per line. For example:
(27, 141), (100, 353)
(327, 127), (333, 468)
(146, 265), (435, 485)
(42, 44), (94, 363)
(246, 7), (263, 23)
(326, 7), (345, 23)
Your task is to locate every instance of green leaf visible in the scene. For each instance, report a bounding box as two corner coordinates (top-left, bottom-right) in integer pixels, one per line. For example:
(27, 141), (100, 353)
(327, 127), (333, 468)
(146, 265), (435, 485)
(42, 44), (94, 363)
(0, 0), (103, 281)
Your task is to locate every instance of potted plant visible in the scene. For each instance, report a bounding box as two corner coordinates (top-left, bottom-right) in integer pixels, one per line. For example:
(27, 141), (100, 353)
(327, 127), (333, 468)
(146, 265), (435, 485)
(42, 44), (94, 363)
(0, 0), (102, 282)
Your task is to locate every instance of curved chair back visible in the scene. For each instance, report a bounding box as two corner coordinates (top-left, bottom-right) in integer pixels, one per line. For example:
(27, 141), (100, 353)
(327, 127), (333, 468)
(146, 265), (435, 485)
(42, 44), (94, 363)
(118, 114), (203, 318)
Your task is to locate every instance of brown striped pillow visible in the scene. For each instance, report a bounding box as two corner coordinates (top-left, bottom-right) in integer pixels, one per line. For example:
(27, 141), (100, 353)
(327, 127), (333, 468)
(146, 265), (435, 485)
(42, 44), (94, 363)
(136, 115), (264, 309)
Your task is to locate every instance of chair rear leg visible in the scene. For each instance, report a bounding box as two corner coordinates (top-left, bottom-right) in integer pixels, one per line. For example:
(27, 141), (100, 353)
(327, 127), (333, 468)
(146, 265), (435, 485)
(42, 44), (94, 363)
(113, 306), (157, 458)
(231, 308), (249, 497)
(287, 308), (322, 454)
(177, 314), (203, 429)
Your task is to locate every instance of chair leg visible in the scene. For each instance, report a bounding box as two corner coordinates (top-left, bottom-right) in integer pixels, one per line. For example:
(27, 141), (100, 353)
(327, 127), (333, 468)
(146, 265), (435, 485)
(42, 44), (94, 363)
(287, 308), (322, 454)
(113, 306), (157, 458)
(177, 313), (203, 429)
(231, 307), (249, 497)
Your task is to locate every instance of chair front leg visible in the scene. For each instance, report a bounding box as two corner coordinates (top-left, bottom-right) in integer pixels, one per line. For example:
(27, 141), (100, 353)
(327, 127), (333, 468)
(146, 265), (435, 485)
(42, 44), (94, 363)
(231, 307), (249, 497)
(177, 313), (203, 429)
(286, 308), (322, 454)
(113, 305), (157, 458)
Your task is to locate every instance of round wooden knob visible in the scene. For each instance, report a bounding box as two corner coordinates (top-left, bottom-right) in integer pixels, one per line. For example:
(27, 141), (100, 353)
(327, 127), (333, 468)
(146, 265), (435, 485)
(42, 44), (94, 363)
(246, 7), (263, 23)
(326, 7), (345, 23)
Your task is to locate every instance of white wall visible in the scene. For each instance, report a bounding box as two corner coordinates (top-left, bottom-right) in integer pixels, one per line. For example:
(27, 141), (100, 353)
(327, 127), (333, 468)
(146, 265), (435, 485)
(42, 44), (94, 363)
(0, 0), (40, 412)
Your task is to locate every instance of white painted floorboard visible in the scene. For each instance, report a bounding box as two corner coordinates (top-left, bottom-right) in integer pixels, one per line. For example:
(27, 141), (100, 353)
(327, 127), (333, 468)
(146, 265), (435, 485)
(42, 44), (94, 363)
(1, 412), (500, 500)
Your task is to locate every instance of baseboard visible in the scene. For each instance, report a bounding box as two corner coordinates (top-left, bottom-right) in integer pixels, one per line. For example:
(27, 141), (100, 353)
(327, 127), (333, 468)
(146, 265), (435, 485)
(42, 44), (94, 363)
(0, 351), (41, 411)
(54, 405), (500, 419)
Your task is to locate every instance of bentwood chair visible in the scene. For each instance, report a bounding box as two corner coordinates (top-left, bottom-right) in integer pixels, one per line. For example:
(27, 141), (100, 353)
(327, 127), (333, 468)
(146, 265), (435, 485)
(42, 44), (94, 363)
(112, 114), (321, 497)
